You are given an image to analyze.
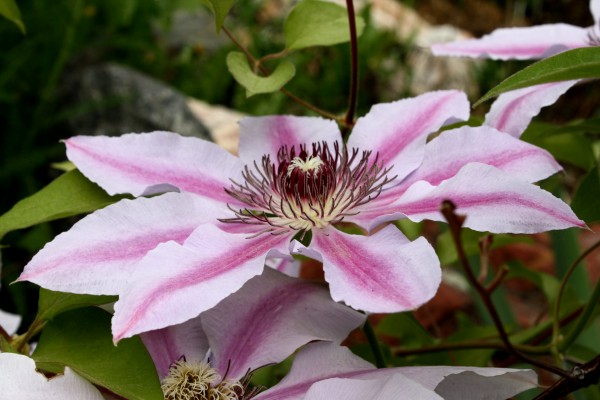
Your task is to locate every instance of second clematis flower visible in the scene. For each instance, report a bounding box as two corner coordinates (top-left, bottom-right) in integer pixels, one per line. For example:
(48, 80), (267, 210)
(18, 90), (584, 341)
(431, 0), (600, 60)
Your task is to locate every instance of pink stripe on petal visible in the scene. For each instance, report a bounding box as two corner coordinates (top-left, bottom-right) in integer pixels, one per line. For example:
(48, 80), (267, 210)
(112, 225), (293, 341)
(238, 116), (342, 165)
(396, 163), (585, 233)
(348, 91), (469, 182)
(303, 226), (441, 313)
(399, 126), (562, 187)
(66, 132), (243, 204)
(19, 193), (219, 295)
(485, 81), (578, 138)
(202, 269), (365, 380)
(141, 318), (209, 379)
(431, 24), (588, 60)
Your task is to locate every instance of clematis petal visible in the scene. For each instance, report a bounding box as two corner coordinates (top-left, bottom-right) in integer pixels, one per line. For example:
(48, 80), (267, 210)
(294, 225), (441, 313)
(18, 192), (221, 295)
(392, 163), (585, 233)
(484, 81), (578, 137)
(304, 374), (442, 400)
(592, 0), (600, 23)
(111, 224), (293, 342)
(0, 353), (104, 400)
(238, 116), (342, 164)
(201, 268), (366, 380)
(431, 24), (589, 60)
(141, 319), (210, 379)
(65, 132), (243, 204)
(256, 342), (537, 400)
(347, 91), (469, 181)
(402, 125), (562, 186)
(0, 309), (21, 336)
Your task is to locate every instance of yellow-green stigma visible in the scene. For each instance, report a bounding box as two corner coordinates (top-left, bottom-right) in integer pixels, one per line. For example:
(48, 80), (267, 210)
(161, 360), (243, 400)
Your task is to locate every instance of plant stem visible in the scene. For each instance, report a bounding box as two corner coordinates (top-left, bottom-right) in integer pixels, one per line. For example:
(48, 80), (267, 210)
(441, 200), (570, 378)
(552, 238), (600, 353)
(342, 0), (359, 139)
(221, 27), (341, 123)
(363, 319), (386, 368)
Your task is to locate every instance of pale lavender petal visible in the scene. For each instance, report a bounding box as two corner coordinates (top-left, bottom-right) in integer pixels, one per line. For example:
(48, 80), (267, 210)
(254, 342), (374, 400)
(0, 353), (104, 400)
(402, 125), (562, 186)
(431, 24), (589, 60)
(18, 192), (222, 295)
(295, 226), (441, 313)
(141, 318), (209, 379)
(256, 343), (536, 400)
(202, 268), (365, 380)
(392, 163), (585, 233)
(485, 81), (578, 137)
(266, 257), (301, 277)
(0, 309), (21, 336)
(238, 116), (342, 164)
(592, 0), (600, 23)
(304, 374), (442, 400)
(347, 91), (469, 181)
(65, 132), (243, 204)
(112, 225), (293, 341)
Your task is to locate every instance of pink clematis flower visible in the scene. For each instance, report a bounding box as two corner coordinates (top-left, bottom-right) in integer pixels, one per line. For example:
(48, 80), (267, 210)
(18, 90), (584, 341)
(431, 0), (600, 60)
(142, 268), (366, 397)
(144, 269), (536, 400)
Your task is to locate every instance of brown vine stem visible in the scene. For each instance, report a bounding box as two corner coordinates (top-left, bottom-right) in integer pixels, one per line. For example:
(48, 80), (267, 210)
(534, 355), (600, 399)
(440, 200), (570, 379)
(221, 26), (342, 123)
(342, 0), (359, 140)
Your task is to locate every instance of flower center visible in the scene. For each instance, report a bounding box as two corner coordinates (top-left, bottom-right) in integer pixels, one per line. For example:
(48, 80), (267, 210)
(222, 141), (395, 236)
(161, 360), (243, 400)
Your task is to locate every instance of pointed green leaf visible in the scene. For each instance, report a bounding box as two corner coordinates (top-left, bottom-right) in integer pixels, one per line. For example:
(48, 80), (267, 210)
(0, 169), (124, 239)
(284, 0), (365, 51)
(571, 166), (600, 224)
(200, 0), (235, 32)
(226, 51), (296, 97)
(0, 0), (26, 34)
(38, 288), (117, 321)
(33, 307), (162, 400)
(476, 47), (600, 106)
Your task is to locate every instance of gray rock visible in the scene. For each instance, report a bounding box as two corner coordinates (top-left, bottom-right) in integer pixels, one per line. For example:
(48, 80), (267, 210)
(64, 63), (211, 140)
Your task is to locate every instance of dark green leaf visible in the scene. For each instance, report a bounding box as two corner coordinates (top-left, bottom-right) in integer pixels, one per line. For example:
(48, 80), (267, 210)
(33, 308), (162, 400)
(0, 169), (124, 239)
(200, 0), (235, 32)
(226, 51), (295, 97)
(571, 166), (600, 224)
(38, 288), (117, 321)
(522, 126), (595, 170)
(0, 0), (26, 33)
(476, 47), (600, 106)
(284, 0), (365, 51)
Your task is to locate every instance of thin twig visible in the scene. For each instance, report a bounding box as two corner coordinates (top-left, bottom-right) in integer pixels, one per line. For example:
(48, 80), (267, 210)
(342, 0), (359, 139)
(552, 238), (600, 353)
(534, 355), (600, 399)
(440, 200), (570, 378)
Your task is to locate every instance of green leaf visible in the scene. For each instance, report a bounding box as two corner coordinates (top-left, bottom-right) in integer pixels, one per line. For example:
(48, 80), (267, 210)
(38, 288), (118, 321)
(571, 166), (600, 223)
(226, 51), (296, 97)
(199, 0), (235, 32)
(523, 131), (595, 170)
(33, 307), (162, 400)
(476, 47), (600, 106)
(0, 0), (26, 33)
(284, 0), (365, 51)
(0, 169), (124, 239)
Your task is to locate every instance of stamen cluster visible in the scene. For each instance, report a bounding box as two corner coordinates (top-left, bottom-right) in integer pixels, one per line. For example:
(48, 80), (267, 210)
(161, 360), (244, 400)
(223, 141), (394, 236)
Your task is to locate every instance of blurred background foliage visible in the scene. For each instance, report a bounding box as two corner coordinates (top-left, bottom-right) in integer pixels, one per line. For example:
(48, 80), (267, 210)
(1, 2), (600, 395)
